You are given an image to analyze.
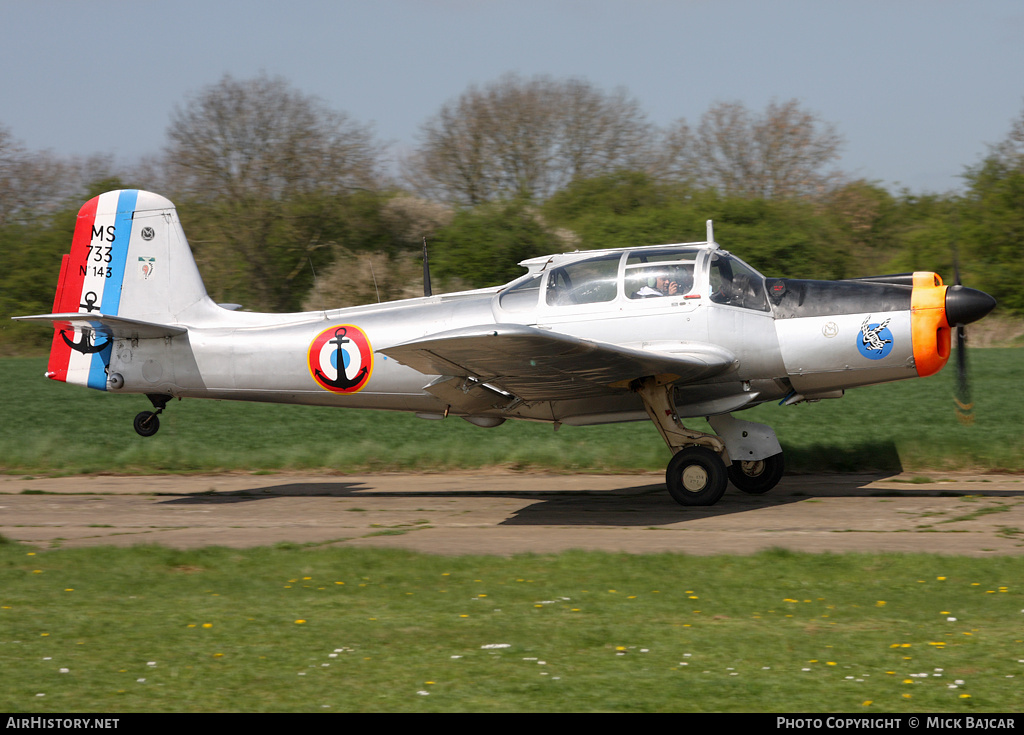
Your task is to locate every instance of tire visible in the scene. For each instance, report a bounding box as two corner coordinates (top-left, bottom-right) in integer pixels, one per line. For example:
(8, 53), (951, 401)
(666, 446), (728, 507)
(133, 411), (160, 437)
(728, 453), (784, 495)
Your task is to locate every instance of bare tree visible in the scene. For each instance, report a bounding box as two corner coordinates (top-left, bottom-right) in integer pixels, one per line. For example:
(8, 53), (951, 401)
(988, 101), (1024, 168)
(161, 74), (385, 310)
(664, 99), (844, 199)
(404, 74), (654, 204)
(164, 73), (382, 200)
(0, 124), (85, 226)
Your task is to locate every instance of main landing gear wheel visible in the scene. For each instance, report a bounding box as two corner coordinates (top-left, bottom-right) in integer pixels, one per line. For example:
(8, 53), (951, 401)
(133, 411), (160, 437)
(727, 453), (785, 495)
(666, 446), (729, 507)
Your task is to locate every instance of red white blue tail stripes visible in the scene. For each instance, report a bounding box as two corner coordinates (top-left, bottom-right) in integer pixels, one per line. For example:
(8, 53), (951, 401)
(47, 190), (139, 389)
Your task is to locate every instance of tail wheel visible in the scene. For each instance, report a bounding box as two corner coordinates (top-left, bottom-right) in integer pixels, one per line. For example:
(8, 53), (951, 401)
(133, 411), (160, 437)
(728, 453), (784, 494)
(666, 446), (728, 507)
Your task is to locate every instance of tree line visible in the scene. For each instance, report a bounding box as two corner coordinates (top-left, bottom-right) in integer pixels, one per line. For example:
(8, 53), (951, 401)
(2, 73), (1022, 351)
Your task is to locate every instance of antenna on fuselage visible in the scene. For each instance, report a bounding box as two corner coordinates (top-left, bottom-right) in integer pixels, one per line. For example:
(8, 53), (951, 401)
(706, 219), (716, 247)
(422, 237), (432, 297)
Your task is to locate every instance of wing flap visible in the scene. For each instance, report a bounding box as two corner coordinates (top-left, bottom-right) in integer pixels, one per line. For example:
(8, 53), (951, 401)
(381, 324), (735, 401)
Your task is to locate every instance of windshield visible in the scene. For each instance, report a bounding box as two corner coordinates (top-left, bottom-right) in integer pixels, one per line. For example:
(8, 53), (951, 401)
(708, 252), (769, 311)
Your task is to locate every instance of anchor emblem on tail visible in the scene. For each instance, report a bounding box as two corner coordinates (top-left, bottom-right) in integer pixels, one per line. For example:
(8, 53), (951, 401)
(60, 329), (109, 354)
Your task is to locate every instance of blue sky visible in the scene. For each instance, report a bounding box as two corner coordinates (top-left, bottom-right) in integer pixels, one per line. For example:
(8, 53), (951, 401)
(2, 0), (1022, 193)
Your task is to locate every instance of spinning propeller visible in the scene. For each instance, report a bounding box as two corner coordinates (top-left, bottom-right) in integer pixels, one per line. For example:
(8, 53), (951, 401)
(945, 241), (997, 425)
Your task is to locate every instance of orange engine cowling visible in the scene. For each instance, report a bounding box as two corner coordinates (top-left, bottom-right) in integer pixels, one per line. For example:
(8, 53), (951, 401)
(910, 271), (950, 378)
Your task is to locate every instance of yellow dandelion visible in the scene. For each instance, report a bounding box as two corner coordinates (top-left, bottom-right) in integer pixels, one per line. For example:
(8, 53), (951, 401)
(902, 693), (912, 699)
(960, 694), (971, 699)
(294, 620), (306, 624)
(202, 623), (212, 628)
(827, 662), (837, 666)
(213, 653), (224, 658)
(876, 601), (886, 606)
(937, 576), (946, 581)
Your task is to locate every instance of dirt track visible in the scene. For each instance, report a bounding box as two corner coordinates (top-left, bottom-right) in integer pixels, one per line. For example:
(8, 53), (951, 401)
(2, 471), (1023, 555)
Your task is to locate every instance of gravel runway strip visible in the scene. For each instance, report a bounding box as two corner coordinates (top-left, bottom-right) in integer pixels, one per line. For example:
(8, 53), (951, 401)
(3, 471), (1023, 555)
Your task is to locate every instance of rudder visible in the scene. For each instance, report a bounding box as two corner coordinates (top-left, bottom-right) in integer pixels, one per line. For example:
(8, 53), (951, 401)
(42, 190), (212, 389)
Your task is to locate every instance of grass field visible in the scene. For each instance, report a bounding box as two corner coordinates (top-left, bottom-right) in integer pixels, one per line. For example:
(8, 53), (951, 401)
(1, 542), (1022, 713)
(2, 352), (1023, 713)
(1, 350), (1021, 475)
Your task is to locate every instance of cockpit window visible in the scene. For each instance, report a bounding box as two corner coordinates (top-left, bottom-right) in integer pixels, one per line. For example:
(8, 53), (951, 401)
(545, 254), (620, 306)
(708, 252), (769, 311)
(625, 249), (698, 299)
(498, 274), (542, 312)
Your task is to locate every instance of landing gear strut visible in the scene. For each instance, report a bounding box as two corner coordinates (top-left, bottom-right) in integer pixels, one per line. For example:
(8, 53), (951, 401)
(633, 377), (785, 507)
(133, 394), (172, 437)
(633, 377), (729, 507)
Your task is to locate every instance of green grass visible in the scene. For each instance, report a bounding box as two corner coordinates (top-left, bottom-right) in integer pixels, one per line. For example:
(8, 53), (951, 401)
(0, 349), (1021, 475)
(1, 541), (1021, 712)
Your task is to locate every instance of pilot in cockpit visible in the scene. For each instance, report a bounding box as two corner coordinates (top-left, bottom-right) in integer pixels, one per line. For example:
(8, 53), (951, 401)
(632, 265), (694, 298)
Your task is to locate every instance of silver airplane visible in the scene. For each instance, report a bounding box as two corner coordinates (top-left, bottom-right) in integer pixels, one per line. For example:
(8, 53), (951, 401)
(14, 190), (997, 506)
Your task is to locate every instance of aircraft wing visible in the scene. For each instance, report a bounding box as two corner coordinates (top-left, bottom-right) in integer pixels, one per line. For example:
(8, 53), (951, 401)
(381, 323), (736, 402)
(13, 313), (187, 340)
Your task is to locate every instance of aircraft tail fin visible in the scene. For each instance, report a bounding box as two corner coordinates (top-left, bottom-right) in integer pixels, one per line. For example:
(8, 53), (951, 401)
(23, 190), (213, 389)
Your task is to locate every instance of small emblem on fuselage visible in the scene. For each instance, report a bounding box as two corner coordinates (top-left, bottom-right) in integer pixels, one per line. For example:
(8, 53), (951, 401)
(856, 315), (893, 359)
(308, 324), (374, 393)
(140, 227), (155, 241)
(822, 321), (838, 338)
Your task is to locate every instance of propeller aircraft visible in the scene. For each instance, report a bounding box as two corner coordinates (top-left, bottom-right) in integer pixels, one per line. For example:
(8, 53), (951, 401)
(14, 190), (997, 506)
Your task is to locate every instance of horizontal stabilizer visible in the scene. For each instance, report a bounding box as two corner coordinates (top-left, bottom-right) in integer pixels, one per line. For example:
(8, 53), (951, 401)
(381, 323), (735, 401)
(13, 313), (187, 340)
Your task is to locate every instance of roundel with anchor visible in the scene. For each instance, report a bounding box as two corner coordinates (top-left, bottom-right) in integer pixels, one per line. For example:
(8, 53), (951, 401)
(307, 324), (374, 394)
